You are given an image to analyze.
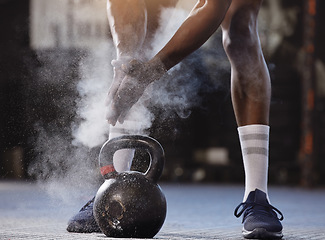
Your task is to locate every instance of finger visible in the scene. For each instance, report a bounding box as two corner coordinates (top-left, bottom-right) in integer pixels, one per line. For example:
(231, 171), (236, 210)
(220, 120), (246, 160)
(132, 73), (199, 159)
(113, 91), (133, 125)
(116, 91), (141, 125)
(105, 77), (121, 106)
(107, 88), (127, 125)
(117, 104), (133, 125)
(106, 96), (123, 126)
(106, 103), (118, 126)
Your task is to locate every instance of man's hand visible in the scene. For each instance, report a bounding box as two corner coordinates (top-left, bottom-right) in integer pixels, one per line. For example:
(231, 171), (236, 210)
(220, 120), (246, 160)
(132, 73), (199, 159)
(106, 58), (167, 126)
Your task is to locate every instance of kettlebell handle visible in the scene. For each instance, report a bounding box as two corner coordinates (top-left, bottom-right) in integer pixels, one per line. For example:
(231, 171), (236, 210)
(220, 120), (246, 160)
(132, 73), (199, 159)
(99, 135), (165, 183)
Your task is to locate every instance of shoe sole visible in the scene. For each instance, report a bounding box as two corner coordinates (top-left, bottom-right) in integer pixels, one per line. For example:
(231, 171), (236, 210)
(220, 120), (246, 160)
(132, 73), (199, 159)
(243, 227), (283, 239)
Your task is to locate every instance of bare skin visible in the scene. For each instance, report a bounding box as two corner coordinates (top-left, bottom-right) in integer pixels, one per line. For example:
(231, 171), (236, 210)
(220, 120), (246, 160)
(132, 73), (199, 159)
(106, 0), (147, 59)
(106, 0), (271, 129)
(107, 0), (178, 59)
(221, 0), (270, 126)
(106, 0), (178, 121)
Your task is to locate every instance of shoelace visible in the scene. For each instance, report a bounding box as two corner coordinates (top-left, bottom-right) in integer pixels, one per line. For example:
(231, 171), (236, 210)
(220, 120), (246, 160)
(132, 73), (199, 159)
(80, 197), (95, 212)
(234, 202), (284, 221)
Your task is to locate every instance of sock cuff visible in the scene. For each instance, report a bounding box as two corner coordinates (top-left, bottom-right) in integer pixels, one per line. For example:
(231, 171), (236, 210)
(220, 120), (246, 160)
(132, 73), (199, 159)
(238, 124), (270, 135)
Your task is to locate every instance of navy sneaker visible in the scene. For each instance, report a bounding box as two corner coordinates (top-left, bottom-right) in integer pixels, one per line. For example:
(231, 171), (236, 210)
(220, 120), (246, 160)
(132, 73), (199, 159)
(234, 189), (284, 239)
(66, 197), (101, 233)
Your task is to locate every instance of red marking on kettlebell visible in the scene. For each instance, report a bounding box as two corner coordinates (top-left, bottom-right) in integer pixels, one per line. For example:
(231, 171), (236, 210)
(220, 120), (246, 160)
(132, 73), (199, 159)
(100, 164), (115, 176)
(93, 135), (167, 238)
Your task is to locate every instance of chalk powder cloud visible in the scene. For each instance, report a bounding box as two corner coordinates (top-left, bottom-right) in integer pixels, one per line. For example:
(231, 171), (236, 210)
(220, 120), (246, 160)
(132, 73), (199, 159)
(28, 3), (193, 201)
(28, 2), (218, 203)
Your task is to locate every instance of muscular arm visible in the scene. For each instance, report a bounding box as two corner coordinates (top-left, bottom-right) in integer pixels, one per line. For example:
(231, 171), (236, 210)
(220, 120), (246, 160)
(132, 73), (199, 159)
(107, 0), (147, 58)
(153, 0), (231, 70)
(106, 0), (232, 125)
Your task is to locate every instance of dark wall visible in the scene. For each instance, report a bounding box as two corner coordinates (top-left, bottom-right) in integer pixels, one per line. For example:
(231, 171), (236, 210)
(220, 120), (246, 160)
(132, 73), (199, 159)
(0, 0), (32, 177)
(0, 0), (29, 149)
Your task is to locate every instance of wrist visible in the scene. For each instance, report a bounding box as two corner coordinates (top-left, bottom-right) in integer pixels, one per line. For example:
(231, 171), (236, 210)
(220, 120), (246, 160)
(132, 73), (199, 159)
(115, 56), (167, 85)
(146, 56), (167, 77)
(111, 56), (134, 69)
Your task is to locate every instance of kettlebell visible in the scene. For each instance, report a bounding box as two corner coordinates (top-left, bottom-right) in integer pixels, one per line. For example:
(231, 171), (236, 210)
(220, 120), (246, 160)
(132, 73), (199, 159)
(93, 135), (167, 238)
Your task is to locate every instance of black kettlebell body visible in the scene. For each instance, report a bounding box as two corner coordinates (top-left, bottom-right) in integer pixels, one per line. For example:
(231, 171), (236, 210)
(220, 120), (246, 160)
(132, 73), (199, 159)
(93, 135), (166, 238)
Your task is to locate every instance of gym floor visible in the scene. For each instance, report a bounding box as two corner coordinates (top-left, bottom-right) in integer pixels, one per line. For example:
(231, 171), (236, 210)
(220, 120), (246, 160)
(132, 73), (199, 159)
(1, 181), (325, 239)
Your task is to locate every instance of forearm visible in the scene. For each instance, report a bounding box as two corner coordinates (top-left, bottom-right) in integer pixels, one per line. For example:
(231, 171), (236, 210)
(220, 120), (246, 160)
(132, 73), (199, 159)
(154, 0), (231, 70)
(107, 0), (147, 58)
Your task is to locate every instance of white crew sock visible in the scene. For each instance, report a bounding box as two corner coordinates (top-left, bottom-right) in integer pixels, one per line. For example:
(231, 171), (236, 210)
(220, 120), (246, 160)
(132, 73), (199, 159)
(238, 124), (270, 201)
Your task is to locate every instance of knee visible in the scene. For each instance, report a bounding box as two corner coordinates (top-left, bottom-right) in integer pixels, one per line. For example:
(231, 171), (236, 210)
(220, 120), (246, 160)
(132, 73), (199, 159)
(223, 23), (259, 59)
(222, 5), (261, 59)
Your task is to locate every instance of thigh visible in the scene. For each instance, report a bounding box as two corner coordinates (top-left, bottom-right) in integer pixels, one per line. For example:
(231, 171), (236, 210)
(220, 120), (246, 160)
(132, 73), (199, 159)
(221, 0), (263, 32)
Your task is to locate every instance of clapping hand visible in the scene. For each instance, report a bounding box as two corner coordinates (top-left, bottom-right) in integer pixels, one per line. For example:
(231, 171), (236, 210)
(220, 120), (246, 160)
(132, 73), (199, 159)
(106, 58), (167, 126)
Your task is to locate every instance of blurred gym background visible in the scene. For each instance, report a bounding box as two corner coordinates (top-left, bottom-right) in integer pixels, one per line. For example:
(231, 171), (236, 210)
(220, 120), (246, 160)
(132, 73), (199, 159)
(1, 0), (324, 188)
